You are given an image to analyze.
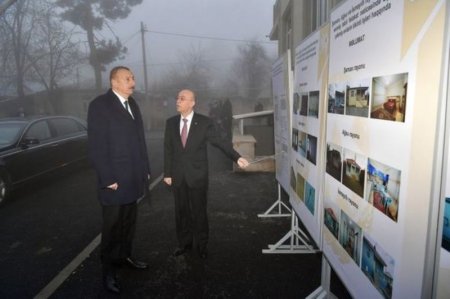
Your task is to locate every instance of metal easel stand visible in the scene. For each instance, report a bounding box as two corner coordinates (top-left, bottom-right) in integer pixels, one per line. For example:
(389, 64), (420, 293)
(258, 183), (291, 218)
(305, 256), (337, 299)
(262, 209), (318, 254)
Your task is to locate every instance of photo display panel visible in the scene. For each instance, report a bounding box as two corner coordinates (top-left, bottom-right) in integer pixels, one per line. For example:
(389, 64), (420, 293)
(272, 53), (292, 192)
(437, 150), (450, 298)
(323, 0), (448, 298)
(290, 25), (329, 247)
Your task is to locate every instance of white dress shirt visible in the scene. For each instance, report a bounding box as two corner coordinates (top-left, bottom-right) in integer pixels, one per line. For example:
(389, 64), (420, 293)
(180, 111), (194, 135)
(113, 90), (134, 118)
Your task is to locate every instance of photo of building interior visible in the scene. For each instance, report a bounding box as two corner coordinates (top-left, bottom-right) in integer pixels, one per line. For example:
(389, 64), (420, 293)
(298, 130), (307, 158)
(442, 197), (450, 251)
(326, 143), (343, 182)
(339, 211), (362, 266)
(345, 80), (370, 117)
(342, 149), (366, 198)
(296, 172), (305, 201)
(306, 134), (317, 165)
(370, 73), (408, 122)
(290, 167), (297, 192)
(365, 158), (401, 222)
(305, 181), (315, 215)
(293, 92), (300, 115)
(308, 90), (320, 118)
(292, 128), (298, 152)
(300, 93), (308, 116)
(362, 234), (395, 299)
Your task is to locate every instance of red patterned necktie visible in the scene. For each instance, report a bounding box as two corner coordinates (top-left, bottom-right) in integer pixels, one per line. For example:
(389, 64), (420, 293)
(181, 118), (188, 147)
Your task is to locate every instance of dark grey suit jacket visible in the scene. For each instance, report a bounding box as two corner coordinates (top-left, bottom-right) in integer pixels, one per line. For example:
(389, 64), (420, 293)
(164, 112), (240, 188)
(87, 89), (150, 205)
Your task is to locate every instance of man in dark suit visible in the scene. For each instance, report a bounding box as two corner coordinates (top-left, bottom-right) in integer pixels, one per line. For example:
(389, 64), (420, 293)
(163, 89), (249, 259)
(87, 66), (150, 294)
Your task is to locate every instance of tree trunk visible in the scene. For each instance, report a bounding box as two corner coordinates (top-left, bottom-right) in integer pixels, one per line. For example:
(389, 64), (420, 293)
(16, 75), (25, 99)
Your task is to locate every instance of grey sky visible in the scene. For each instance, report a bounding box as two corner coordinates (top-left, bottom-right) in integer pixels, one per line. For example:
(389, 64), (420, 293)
(104, 0), (277, 88)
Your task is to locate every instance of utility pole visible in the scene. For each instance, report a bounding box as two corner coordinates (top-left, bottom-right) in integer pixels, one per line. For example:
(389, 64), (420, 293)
(76, 68), (80, 89)
(140, 22), (149, 99)
(140, 22), (151, 131)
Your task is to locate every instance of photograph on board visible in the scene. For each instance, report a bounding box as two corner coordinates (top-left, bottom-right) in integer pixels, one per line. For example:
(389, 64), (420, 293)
(345, 78), (370, 118)
(328, 83), (345, 114)
(326, 143), (343, 182)
(308, 90), (320, 118)
(370, 73), (408, 122)
(342, 148), (366, 198)
(362, 233), (395, 299)
(365, 158), (401, 222)
(339, 210), (362, 266)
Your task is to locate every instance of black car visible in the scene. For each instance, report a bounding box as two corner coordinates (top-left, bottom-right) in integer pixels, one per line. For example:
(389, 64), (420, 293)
(0, 115), (88, 205)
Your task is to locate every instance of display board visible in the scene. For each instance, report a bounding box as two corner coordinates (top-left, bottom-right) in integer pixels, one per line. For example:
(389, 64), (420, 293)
(437, 154), (450, 298)
(272, 52), (292, 193)
(322, 0), (448, 298)
(290, 25), (329, 246)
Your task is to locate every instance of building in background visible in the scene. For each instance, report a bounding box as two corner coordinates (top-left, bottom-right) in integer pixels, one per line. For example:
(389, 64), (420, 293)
(270, 0), (343, 63)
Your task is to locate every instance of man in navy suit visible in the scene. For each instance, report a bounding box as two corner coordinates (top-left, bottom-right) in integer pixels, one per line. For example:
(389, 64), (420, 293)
(88, 66), (150, 293)
(163, 89), (249, 259)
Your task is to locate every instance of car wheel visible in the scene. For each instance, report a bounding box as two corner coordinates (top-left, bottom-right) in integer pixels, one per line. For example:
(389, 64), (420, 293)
(0, 172), (9, 206)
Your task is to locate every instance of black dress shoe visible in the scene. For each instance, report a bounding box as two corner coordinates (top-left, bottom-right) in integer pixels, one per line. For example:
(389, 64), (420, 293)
(124, 257), (149, 270)
(103, 273), (120, 294)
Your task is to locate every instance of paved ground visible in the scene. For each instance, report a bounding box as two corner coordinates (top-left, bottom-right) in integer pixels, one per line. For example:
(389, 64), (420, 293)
(51, 171), (325, 298)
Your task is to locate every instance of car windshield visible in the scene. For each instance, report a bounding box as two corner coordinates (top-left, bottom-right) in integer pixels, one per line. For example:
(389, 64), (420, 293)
(0, 122), (25, 148)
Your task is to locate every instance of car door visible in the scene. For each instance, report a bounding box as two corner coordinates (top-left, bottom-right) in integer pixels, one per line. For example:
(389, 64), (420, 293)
(5, 119), (56, 184)
(47, 117), (87, 167)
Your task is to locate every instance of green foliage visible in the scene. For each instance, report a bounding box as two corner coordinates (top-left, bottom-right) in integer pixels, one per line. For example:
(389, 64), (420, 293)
(56, 0), (143, 87)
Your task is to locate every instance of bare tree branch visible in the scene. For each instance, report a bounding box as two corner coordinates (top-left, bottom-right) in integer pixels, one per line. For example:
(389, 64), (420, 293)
(0, 0), (17, 16)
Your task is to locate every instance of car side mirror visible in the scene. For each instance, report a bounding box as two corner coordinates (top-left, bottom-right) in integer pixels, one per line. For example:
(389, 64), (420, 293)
(20, 138), (40, 148)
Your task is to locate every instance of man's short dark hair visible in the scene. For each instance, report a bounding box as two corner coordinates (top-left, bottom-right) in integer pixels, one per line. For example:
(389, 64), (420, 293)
(110, 66), (130, 82)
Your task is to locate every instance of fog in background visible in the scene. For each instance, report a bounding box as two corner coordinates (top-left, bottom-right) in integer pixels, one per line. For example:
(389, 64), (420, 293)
(116, 0), (277, 86)
(0, 0), (277, 129)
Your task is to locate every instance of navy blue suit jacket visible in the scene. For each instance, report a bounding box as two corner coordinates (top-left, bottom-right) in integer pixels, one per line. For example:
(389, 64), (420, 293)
(164, 112), (240, 188)
(88, 89), (150, 205)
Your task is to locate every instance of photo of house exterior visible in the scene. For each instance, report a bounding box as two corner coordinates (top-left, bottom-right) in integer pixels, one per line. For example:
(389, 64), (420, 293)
(362, 236), (395, 299)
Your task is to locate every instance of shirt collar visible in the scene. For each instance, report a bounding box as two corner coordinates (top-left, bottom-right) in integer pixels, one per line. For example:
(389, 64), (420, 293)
(112, 89), (128, 105)
(181, 111), (194, 122)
